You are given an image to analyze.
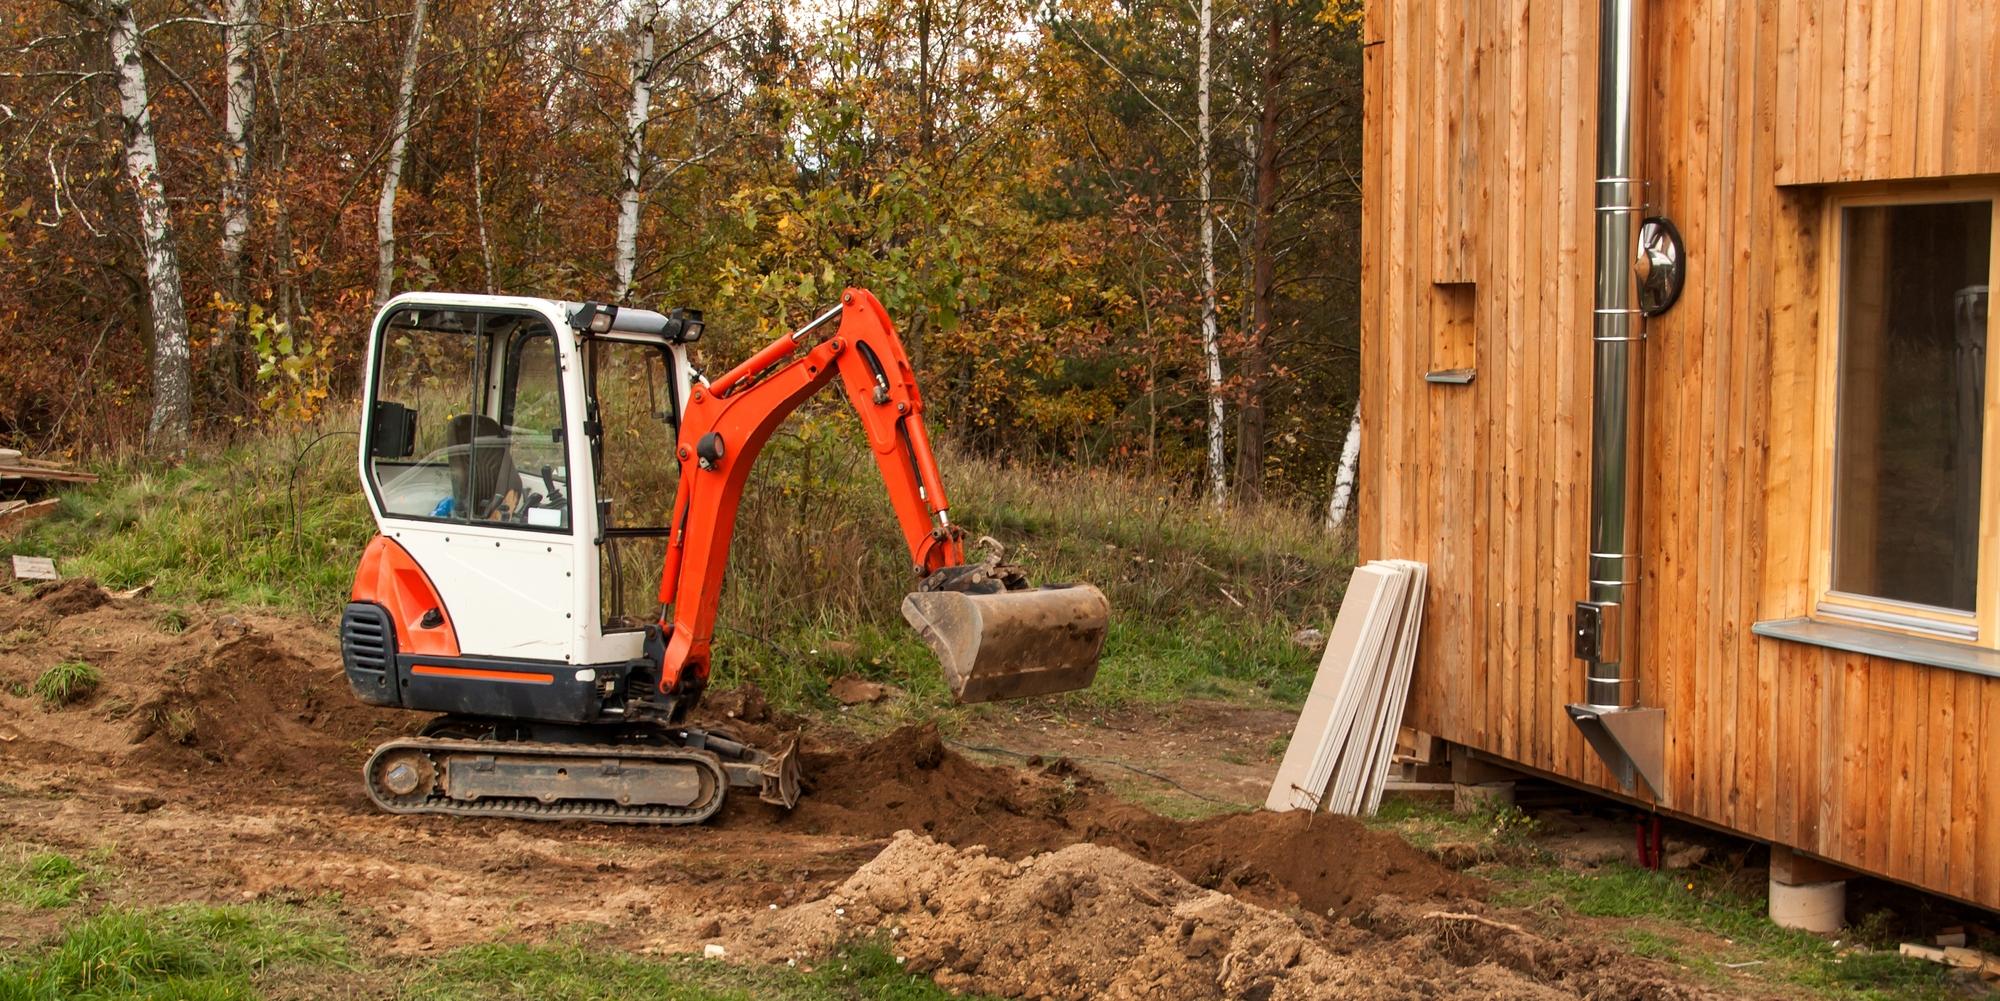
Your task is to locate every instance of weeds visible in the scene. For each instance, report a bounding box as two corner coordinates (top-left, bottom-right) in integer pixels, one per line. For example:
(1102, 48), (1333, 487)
(154, 608), (190, 635)
(403, 940), (992, 1001)
(0, 903), (343, 999)
(1370, 798), (1544, 862)
(3, 413), (1352, 713)
(32, 661), (100, 708)
(0, 852), (89, 909)
(1495, 863), (1960, 1000)
(152, 704), (198, 744)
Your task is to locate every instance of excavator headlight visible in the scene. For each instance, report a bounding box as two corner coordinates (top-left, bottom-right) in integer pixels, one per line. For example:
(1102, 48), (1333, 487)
(572, 301), (618, 334)
(665, 307), (704, 343)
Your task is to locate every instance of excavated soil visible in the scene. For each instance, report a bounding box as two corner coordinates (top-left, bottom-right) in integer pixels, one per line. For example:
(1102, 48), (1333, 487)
(767, 723), (1472, 920)
(0, 583), (1730, 998)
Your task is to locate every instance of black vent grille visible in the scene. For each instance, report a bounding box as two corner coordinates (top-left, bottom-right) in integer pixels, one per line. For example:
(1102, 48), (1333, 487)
(342, 606), (390, 671)
(340, 603), (399, 707)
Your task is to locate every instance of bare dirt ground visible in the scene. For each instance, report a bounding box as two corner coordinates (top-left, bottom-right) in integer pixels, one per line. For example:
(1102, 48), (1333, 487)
(0, 583), (1735, 999)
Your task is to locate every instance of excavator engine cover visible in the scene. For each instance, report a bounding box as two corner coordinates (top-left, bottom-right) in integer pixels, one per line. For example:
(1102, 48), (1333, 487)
(902, 584), (1109, 703)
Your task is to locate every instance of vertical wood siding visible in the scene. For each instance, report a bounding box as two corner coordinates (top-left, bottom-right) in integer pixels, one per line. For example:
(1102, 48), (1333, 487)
(1362, 0), (2000, 908)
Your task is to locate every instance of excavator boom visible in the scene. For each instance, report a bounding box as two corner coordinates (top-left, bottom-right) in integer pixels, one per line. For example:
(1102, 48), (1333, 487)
(651, 288), (1108, 706)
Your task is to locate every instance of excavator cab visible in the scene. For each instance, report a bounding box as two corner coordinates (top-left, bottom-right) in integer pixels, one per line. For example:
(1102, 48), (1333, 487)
(344, 290), (1107, 823)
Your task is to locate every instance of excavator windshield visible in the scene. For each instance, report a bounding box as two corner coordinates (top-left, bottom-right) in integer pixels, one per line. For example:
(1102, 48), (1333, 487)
(365, 307), (571, 531)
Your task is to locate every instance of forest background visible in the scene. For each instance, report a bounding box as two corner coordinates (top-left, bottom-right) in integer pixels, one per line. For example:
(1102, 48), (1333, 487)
(1, 0), (1364, 510)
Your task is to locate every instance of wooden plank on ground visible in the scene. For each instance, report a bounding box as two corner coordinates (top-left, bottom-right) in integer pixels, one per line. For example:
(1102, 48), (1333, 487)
(10, 555), (58, 581)
(0, 463), (98, 484)
(0, 499), (58, 536)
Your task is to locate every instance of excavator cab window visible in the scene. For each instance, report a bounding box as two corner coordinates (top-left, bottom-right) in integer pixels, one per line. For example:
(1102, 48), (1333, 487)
(587, 337), (682, 628)
(366, 307), (571, 531)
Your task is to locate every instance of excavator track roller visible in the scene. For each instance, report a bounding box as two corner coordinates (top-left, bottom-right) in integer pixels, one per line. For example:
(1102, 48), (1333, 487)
(902, 583), (1110, 703)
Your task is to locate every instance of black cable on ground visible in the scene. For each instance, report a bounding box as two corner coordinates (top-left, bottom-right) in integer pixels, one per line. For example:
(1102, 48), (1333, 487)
(290, 430), (360, 557)
(944, 737), (1236, 807)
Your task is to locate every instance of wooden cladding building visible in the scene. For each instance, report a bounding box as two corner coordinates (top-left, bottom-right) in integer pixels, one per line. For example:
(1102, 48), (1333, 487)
(1360, 0), (2000, 909)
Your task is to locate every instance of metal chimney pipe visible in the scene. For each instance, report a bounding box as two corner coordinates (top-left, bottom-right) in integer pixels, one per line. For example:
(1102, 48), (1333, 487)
(1580, 0), (1645, 711)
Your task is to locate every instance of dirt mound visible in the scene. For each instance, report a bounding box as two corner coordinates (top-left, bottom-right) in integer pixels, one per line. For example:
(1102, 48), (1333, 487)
(26, 577), (109, 617)
(0, 593), (408, 807)
(758, 724), (1475, 919)
(126, 626), (405, 793)
(729, 832), (1579, 1001)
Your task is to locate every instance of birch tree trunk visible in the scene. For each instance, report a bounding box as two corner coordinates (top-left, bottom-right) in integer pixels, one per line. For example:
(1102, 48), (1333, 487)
(613, 0), (659, 301)
(1327, 410), (1361, 533)
(108, 0), (194, 454)
(1196, 0), (1226, 507)
(374, 0), (429, 311)
(209, 0), (257, 410)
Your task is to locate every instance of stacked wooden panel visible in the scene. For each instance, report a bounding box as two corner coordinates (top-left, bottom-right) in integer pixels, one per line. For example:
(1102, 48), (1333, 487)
(1266, 560), (1428, 816)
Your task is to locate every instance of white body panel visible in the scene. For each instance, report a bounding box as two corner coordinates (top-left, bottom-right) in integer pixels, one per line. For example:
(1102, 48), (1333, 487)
(388, 524), (577, 660)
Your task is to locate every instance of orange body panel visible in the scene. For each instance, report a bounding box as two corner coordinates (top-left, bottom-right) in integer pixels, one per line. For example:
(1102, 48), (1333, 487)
(410, 663), (551, 684)
(351, 535), (462, 657)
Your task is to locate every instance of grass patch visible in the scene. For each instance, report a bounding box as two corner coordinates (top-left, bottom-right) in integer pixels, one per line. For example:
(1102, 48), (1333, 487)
(1494, 862), (1961, 1001)
(1368, 797), (1544, 860)
(31, 661), (100, 708)
(0, 903), (344, 1000)
(403, 940), (992, 1001)
(5, 415), (1349, 714)
(0, 853), (89, 909)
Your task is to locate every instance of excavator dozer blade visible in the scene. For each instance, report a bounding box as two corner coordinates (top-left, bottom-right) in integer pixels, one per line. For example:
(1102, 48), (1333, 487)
(902, 584), (1110, 703)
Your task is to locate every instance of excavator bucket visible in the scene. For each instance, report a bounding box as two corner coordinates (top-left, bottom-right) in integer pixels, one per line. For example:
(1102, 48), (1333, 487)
(902, 584), (1110, 703)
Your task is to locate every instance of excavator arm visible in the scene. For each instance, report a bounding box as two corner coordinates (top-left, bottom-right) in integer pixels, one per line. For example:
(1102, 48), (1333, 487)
(647, 288), (1107, 710)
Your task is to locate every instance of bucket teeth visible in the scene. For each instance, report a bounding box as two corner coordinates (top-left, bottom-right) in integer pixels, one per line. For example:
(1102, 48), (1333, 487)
(902, 584), (1109, 703)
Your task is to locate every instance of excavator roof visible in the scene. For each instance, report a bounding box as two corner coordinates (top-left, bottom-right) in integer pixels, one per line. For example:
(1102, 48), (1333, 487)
(375, 292), (696, 342)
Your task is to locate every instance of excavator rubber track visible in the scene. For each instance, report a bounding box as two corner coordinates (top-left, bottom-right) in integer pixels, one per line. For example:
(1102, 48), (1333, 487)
(364, 738), (741, 825)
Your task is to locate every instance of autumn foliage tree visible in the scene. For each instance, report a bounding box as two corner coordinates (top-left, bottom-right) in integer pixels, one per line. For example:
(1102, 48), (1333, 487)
(0, 0), (1364, 507)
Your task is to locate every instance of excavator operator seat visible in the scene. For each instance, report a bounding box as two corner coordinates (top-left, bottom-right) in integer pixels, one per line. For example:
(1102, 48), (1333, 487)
(444, 414), (525, 520)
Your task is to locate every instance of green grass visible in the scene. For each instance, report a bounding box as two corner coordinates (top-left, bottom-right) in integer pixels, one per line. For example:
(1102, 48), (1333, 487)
(0, 853), (89, 909)
(403, 941), (994, 1001)
(1368, 797), (1544, 860)
(0, 905), (995, 1001)
(3, 414), (1349, 714)
(31, 661), (100, 708)
(0, 904), (345, 1000)
(1495, 862), (1962, 1001)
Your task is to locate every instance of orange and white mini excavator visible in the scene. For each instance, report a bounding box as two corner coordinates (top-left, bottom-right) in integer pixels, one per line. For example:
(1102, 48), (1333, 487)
(340, 288), (1109, 824)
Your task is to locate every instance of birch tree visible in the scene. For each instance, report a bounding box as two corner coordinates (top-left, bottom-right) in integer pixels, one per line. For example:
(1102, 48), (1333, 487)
(375, 0), (430, 311)
(1196, 0), (1226, 507)
(103, 0), (194, 453)
(210, 0), (258, 406)
(613, 0), (659, 301)
(1327, 410), (1360, 533)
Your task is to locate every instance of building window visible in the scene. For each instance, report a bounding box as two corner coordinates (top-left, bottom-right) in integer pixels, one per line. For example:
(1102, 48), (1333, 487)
(1817, 193), (1995, 641)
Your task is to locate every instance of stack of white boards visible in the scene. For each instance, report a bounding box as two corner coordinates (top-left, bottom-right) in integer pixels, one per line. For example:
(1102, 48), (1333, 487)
(1264, 559), (1427, 817)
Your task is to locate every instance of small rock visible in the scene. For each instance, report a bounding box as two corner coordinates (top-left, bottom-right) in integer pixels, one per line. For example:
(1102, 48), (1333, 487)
(118, 795), (165, 814)
(695, 918), (722, 938)
(1664, 844), (1711, 870)
(703, 943), (726, 960)
(1290, 627), (1326, 650)
(829, 674), (901, 705)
